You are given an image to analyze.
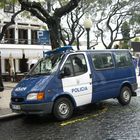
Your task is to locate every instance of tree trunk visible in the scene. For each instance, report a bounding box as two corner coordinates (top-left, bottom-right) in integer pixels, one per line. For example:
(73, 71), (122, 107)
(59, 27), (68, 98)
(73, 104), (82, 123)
(48, 17), (61, 50)
(76, 37), (80, 50)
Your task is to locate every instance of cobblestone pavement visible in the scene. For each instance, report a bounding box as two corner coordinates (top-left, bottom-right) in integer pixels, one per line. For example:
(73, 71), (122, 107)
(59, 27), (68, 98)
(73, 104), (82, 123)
(0, 71), (140, 140)
(0, 96), (140, 140)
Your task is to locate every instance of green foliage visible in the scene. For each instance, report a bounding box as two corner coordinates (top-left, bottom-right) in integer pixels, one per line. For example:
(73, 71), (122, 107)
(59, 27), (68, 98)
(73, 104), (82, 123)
(133, 37), (140, 42)
(12, 0), (18, 3)
(0, 0), (18, 8)
(121, 21), (130, 41)
(120, 41), (130, 49)
(122, 42), (130, 49)
(21, 11), (31, 19)
(119, 0), (128, 7)
(130, 13), (140, 25)
(0, 2), (4, 8)
(97, 0), (112, 6)
(58, 0), (70, 6)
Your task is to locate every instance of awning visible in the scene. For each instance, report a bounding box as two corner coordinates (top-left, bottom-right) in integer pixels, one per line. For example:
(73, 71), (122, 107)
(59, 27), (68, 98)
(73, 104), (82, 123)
(0, 44), (51, 59)
(0, 49), (23, 59)
(24, 49), (43, 58)
(27, 59), (38, 64)
(0, 49), (43, 59)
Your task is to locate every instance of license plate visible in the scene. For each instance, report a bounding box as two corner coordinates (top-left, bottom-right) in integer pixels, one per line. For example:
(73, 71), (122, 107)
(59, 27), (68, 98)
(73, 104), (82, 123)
(12, 105), (21, 110)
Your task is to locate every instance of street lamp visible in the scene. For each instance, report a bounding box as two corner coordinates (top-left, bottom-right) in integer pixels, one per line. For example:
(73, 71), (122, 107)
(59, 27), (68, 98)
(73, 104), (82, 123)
(83, 18), (92, 49)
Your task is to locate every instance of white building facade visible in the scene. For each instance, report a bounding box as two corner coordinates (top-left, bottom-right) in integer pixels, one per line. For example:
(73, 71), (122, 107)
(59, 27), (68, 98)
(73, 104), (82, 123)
(0, 2), (51, 81)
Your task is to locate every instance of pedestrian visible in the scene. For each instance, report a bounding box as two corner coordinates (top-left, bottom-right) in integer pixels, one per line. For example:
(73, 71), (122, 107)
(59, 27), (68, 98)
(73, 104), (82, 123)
(0, 75), (4, 92)
(30, 63), (34, 69)
(132, 57), (137, 69)
(138, 56), (140, 76)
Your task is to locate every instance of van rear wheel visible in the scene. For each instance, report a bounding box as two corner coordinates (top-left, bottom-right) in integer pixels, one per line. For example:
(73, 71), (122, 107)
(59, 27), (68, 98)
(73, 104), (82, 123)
(53, 97), (73, 121)
(118, 86), (132, 105)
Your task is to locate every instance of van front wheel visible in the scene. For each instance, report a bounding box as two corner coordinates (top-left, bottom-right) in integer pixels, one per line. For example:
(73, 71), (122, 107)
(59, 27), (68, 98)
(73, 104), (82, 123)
(53, 97), (73, 121)
(118, 86), (132, 105)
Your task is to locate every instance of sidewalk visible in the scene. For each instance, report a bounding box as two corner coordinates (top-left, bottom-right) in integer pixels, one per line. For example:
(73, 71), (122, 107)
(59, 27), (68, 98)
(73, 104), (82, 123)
(0, 71), (140, 120)
(0, 82), (18, 119)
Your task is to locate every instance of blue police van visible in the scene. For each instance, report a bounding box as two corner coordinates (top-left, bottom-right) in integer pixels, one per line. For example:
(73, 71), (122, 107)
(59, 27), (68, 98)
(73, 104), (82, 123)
(10, 47), (138, 120)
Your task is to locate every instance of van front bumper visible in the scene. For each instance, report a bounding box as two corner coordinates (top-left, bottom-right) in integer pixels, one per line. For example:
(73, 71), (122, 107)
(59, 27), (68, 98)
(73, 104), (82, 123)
(10, 102), (53, 115)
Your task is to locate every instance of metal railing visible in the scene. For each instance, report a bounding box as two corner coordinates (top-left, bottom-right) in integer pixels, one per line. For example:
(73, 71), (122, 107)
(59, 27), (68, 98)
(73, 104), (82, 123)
(0, 38), (49, 45)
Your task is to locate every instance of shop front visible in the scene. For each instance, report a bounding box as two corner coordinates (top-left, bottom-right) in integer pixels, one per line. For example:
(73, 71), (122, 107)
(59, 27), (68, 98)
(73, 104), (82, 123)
(0, 44), (51, 81)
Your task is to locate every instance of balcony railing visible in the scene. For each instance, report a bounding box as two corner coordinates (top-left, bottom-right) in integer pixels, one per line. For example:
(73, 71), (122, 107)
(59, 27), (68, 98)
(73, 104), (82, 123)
(0, 38), (46, 45)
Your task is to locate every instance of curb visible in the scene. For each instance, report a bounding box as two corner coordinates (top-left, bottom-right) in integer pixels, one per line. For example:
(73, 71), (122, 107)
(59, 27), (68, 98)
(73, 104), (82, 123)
(0, 113), (22, 120)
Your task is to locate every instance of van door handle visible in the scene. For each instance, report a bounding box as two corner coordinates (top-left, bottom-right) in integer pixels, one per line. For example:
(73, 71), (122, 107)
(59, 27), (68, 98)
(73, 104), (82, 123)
(76, 79), (80, 84)
(89, 74), (92, 78)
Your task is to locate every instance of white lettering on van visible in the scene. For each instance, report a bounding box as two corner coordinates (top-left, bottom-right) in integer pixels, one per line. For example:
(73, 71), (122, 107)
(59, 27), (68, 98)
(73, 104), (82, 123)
(15, 87), (27, 92)
(72, 87), (88, 93)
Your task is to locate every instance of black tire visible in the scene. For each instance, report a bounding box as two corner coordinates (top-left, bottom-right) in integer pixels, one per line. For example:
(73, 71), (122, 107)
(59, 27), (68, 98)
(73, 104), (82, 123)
(53, 97), (73, 121)
(118, 86), (132, 106)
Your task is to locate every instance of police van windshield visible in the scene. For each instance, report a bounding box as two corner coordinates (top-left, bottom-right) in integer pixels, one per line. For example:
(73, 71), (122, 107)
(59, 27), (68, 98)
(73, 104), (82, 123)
(29, 54), (63, 76)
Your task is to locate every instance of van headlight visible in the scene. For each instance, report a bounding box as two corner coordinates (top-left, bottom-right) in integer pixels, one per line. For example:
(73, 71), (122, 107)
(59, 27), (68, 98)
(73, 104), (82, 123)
(26, 92), (45, 101)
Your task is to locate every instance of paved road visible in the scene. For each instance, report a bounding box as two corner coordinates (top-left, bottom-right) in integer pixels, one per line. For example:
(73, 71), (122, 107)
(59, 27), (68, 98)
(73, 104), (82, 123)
(1, 95), (140, 140)
(0, 74), (140, 140)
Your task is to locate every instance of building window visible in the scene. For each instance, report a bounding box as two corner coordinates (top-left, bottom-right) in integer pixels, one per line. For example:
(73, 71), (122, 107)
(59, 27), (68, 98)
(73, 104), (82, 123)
(31, 30), (38, 44)
(5, 59), (10, 73)
(4, 1), (15, 13)
(4, 28), (15, 44)
(18, 29), (28, 44)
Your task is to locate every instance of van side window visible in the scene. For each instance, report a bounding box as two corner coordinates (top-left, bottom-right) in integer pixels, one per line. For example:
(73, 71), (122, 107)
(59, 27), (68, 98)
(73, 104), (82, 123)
(92, 53), (114, 70)
(72, 54), (87, 76)
(62, 56), (74, 77)
(114, 52), (132, 67)
(62, 54), (87, 77)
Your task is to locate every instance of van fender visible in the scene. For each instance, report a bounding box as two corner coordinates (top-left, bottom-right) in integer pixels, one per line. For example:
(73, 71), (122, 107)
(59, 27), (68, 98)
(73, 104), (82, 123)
(119, 81), (133, 94)
(52, 92), (77, 107)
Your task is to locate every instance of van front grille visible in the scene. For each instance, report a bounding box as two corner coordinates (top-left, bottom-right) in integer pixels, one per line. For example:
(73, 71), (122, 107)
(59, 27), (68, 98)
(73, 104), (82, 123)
(11, 97), (24, 103)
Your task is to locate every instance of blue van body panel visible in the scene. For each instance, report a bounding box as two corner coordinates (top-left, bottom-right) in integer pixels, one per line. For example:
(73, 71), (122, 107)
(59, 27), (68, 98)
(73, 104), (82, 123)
(43, 74), (63, 103)
(12, 75), (53, 96)
(11, 74), (63, 103)
(89, 51), (137, 102)
(10, 74), (64, 114)
(92, 68), (117, 102)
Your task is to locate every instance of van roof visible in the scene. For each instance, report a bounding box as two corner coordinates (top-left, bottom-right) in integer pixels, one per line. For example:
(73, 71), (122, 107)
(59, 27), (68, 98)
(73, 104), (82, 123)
(44, 46), (130, 57)
(44, 46), (73, 57)
(76, 49), (129, 53)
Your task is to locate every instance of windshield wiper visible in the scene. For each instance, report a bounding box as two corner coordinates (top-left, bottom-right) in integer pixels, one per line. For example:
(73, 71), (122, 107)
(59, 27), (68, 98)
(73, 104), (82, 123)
(25, 74), (31, 78)
(29, 72), (51, 77)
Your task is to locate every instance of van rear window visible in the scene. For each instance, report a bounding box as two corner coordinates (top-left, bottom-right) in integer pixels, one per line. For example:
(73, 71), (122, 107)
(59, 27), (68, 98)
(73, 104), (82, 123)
(92, 53), (114, 70)
(114, 52), (132, 67)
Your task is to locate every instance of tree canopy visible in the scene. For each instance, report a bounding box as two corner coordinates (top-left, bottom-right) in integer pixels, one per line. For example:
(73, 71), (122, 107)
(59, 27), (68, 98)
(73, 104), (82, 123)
(89, 0), (140, 49)
(1, 0), (140, 49)
(0, 0), (82, 49)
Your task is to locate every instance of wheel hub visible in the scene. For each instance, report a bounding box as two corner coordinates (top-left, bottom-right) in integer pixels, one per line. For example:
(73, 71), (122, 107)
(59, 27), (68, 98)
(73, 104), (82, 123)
(59, 103), (69, 115)
(123, 90), (130, 101)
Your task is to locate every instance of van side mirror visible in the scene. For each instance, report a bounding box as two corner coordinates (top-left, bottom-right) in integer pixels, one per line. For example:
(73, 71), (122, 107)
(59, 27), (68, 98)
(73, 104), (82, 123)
(60, 67), (71, 78)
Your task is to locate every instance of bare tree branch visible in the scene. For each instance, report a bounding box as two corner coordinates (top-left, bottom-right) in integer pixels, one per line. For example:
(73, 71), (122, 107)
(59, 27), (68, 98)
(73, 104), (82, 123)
(0, 10), (24, 41)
